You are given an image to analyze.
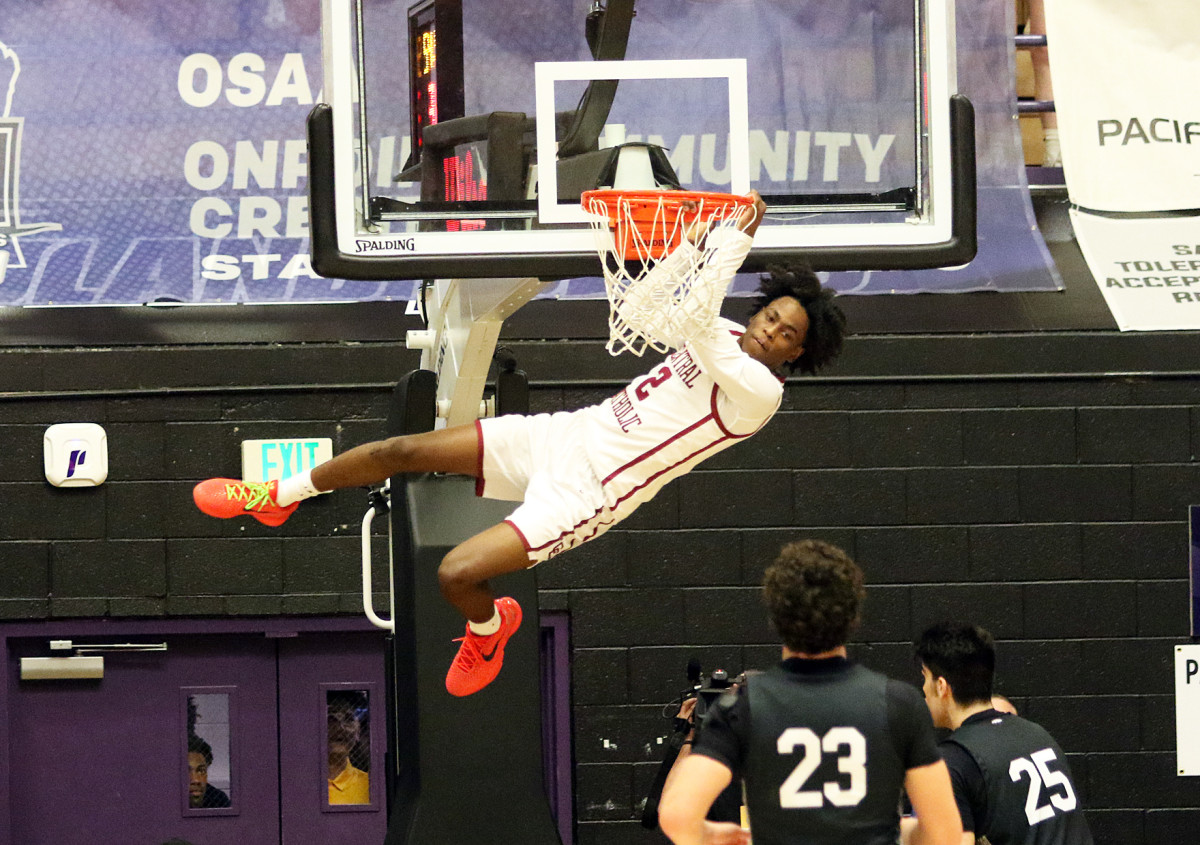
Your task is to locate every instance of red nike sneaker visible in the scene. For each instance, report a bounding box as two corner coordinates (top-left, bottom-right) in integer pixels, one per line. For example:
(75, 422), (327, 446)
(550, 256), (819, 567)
(445, 597), (523, 697)
(192, 478), (298, 527)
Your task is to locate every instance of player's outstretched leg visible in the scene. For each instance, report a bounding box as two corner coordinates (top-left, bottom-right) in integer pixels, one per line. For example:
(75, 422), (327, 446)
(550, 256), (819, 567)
(191, 425), (480, 526)
(445, 596), (523, 697)
(193, 478), (298, 526)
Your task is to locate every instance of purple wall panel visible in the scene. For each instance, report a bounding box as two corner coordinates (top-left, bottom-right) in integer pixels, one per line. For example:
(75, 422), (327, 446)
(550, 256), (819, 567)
(6, 635), (280, 845)
(1, 618), (389, 845)
(277, 632), (389, 844)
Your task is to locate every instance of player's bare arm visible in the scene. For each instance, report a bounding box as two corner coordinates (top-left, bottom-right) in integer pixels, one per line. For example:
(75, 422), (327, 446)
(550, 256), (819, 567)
(658, 754), (750, 845)
(901, 760), (967, 845)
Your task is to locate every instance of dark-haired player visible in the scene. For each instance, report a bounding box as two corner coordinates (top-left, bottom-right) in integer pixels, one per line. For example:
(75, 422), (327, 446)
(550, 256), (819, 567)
(194, 193), (848, 698)
(659, 541), (961, 845)
(908, 622), (1094, 845)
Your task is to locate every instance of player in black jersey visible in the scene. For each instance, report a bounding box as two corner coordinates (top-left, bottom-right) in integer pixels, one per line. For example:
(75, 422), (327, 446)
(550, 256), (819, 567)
(909, 622), (1094, 845)
(658, 540), (961, 845)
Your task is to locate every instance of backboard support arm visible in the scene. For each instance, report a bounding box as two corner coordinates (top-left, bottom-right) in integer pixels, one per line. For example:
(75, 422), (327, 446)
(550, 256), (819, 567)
(406, 275), (550, 428)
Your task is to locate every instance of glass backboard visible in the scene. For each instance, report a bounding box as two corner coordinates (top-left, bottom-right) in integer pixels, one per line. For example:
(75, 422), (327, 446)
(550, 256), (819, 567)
(309, 0), (975, 280)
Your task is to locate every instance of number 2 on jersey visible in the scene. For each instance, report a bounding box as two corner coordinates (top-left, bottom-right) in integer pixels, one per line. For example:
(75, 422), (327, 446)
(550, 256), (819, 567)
(1009, 747), (1077, 825)
(777, 727), (867, 808)
(634, 365), (672, 400)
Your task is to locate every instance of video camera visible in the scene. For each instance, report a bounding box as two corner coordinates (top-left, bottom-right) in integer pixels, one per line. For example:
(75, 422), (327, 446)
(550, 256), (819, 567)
(680, 659), (744, 721)
(642, 659), (745, 830)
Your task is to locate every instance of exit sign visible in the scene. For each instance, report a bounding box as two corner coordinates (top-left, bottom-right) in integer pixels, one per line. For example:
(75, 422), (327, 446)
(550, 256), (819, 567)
(241, 438), (333, 485)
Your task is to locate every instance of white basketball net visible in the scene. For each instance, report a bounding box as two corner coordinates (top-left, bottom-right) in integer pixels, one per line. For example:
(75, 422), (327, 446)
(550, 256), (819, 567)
(583, 192), (750, 357)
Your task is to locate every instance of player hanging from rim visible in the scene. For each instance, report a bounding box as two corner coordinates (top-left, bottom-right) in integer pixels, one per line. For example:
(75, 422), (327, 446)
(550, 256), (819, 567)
(193, 190), (848, 698)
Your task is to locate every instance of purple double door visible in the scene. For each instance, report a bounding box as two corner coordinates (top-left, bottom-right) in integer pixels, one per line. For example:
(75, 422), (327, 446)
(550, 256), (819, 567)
(4, 626), (388, 845)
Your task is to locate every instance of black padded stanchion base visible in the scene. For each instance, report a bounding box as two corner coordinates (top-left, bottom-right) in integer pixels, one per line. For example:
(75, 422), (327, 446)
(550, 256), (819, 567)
(383, 475), (562, 845)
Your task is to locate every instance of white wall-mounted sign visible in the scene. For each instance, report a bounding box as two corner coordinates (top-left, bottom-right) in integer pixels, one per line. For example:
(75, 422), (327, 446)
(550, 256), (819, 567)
(1045, 0), (1200, 212)
(44, 423), (108, 487)
(1176, 644), (1200, 776)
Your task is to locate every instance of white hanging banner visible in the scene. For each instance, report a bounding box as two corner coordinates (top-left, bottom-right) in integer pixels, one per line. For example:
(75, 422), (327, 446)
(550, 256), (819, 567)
(1176, 644), (1200, 776)
(1043, 0), (1200, 212)
(1071, 210), (1200, 330)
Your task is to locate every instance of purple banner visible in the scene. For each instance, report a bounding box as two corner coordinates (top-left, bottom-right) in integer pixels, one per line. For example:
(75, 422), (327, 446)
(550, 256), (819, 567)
(0, 0), (1057, 306)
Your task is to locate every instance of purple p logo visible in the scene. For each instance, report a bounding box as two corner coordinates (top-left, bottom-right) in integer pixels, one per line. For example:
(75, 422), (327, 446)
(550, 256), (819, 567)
(66, 448), (86, 479)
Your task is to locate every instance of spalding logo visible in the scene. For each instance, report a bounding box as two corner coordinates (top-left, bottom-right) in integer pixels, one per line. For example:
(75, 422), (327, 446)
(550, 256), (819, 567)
(355, 238), (417, 253)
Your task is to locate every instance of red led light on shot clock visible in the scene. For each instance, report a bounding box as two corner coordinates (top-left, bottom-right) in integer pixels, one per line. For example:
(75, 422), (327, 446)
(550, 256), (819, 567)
(444, 149), (487, 230)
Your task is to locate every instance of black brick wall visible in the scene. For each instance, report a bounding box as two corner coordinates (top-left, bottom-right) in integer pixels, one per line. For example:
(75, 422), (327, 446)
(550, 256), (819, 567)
(1, 331), (1198, 844)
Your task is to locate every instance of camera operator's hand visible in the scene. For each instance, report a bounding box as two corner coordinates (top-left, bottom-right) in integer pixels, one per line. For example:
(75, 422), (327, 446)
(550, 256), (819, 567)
(672, 696), (699, 739)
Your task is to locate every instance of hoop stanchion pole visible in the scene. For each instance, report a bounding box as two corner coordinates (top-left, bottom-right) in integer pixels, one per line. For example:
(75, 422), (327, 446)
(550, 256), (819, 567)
(382, 370), (561, 845)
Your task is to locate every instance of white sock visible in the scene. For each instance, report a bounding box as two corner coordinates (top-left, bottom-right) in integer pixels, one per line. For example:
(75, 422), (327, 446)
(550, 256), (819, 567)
(275, 469), (321, 506)
(1042, 128), (1061, 167)
(468, 606), (501, 636)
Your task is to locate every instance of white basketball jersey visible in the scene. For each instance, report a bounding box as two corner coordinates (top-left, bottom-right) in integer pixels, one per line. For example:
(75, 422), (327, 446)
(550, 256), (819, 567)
(579, 319), (784, 517)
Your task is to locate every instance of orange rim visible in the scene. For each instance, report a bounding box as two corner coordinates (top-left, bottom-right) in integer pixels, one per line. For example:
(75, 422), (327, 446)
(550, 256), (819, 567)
(581, 189), (753, 221)
(581, 190), (753, 261)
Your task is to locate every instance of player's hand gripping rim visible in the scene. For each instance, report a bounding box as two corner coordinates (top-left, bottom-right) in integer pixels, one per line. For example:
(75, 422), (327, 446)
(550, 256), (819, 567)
(682, 190), (766, 246)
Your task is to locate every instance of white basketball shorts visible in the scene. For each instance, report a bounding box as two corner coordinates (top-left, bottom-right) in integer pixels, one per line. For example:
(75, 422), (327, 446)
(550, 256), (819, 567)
(475, 411), (616, 564)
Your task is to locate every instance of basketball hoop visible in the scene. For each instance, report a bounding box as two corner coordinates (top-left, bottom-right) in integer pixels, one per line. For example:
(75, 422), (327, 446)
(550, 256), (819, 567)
(581, 189), (755, 357)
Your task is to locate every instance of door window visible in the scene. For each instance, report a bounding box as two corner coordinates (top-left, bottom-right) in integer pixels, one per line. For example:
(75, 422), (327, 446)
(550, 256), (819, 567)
(183, 689), (237, 816)
(323, 686), (377, 811)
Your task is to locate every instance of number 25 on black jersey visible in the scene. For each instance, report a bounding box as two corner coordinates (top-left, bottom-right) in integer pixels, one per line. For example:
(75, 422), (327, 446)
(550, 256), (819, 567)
(1009, 747), (1077, 825)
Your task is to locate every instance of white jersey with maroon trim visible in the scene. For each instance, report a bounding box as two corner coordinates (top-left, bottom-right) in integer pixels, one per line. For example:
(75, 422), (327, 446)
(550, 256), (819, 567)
(578, 315), (784, 519)
(476, 226), (785, 564)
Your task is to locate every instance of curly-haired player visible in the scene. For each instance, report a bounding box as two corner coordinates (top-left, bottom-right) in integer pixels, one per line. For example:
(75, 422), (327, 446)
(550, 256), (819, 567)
(193, 192), (847, 698)
(660, 541), (961, 845)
